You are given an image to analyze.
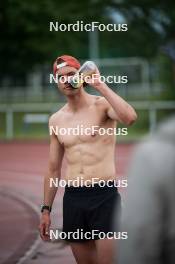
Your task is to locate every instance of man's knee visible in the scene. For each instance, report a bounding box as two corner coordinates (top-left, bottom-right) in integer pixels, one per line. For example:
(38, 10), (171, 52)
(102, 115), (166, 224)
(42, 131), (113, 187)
(70, 241), (97, 264)
(96, 239), (114, 264)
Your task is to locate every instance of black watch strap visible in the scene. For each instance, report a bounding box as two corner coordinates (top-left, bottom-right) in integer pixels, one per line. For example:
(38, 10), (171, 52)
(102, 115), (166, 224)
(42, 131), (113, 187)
(41, 205), (52, 213)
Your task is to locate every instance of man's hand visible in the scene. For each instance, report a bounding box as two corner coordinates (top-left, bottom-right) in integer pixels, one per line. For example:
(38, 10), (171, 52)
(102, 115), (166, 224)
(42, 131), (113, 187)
(38, 211), (51, 241)
(86, 66), (104, 90)
(85, 65), (137, 125)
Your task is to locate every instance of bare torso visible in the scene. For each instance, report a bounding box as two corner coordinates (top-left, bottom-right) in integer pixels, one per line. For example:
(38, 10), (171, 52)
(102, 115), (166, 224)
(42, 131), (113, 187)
(52, 95), (117, 184)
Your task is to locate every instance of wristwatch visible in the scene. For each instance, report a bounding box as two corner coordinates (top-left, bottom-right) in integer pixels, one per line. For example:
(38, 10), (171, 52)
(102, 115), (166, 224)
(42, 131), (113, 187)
(41, 205), (52, 213)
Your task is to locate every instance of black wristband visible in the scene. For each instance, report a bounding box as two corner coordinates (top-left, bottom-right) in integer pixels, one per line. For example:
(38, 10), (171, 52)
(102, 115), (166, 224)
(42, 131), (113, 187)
(41, 205), (52, 213)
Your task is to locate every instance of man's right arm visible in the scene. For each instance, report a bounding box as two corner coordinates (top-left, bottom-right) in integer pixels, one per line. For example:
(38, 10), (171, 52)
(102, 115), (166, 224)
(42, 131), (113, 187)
(39, 116), (64, 241)
(43, 117), (64, 210)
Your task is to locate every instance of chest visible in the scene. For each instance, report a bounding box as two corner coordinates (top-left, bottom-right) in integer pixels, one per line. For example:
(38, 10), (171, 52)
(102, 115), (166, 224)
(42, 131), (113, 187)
(56, 108), (114, 147)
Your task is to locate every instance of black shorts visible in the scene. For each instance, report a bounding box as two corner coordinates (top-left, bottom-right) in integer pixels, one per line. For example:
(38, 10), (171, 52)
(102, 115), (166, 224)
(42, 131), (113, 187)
(62, 181), (121, 242)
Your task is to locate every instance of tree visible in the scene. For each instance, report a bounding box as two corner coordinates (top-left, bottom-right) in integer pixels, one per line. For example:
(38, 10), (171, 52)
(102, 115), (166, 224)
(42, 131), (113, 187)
(0, 0), (175, 82)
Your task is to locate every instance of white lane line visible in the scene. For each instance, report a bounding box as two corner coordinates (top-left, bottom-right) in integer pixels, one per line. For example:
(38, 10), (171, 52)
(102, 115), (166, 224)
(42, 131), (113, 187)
(0, 186), (42, 264)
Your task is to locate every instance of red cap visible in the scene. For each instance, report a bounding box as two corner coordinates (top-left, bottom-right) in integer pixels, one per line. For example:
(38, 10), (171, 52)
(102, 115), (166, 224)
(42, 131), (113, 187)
(53, 55), (81, 76)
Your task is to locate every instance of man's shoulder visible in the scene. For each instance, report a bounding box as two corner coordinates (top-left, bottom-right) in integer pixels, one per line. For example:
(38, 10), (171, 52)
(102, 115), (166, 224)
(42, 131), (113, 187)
(49, 104), (68, 125)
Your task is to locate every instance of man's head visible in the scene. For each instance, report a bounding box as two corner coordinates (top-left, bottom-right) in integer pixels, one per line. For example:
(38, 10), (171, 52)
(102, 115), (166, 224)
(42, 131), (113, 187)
(53, 55), (81, 95)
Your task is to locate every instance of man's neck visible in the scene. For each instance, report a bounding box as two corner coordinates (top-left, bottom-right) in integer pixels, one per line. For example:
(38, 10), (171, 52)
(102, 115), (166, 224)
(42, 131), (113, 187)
(66, 88), (90, 112)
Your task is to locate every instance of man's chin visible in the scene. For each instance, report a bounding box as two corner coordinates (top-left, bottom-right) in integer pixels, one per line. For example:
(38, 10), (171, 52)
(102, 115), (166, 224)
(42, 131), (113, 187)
(63, 87), (79, 95)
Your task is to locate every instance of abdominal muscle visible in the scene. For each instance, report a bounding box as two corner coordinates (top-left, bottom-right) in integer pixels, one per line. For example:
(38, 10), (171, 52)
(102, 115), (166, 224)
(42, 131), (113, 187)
(64, 141), (116, 185)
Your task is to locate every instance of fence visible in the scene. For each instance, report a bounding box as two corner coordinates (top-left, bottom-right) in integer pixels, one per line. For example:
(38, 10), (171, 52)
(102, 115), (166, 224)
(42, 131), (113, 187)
(0, 101), (175, 140)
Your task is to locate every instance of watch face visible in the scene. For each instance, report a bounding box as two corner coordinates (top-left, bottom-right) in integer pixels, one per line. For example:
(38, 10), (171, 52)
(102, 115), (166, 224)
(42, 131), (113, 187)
(41, 205), (51, 212)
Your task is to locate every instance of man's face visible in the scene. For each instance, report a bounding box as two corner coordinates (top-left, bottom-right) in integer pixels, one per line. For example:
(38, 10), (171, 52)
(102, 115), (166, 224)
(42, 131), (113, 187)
(56, 66), (81, 96)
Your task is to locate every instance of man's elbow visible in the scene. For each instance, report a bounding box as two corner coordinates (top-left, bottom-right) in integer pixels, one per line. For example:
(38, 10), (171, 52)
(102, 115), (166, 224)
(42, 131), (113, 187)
(48, 163), (61, 178)
(126, 111), (137, 126)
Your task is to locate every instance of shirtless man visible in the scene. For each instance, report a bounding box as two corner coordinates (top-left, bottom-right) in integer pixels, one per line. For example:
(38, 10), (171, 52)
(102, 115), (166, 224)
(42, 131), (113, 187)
(39, 55), (137, 264)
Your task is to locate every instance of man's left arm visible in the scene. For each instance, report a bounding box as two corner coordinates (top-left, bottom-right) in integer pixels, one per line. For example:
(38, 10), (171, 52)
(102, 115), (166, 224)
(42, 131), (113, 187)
(91, 68), (137, 125)
(99, 83), (137, 125)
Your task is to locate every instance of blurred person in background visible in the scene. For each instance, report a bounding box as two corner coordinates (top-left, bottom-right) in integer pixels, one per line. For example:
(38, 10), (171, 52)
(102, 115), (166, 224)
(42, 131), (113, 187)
(115, 116), (175, 264)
